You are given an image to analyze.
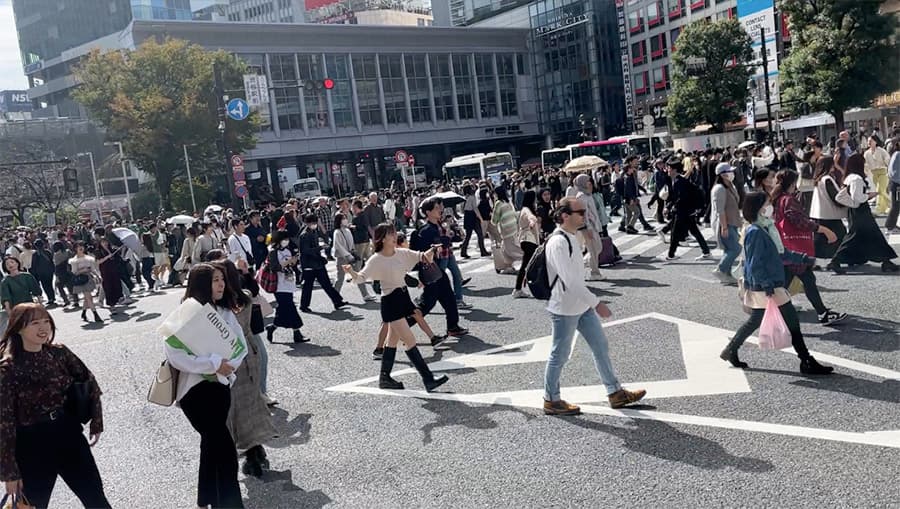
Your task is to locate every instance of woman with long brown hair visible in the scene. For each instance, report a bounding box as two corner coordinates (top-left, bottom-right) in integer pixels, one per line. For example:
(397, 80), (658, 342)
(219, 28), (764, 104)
(0, 303), (110, 508)
(810, 157), (847, 263)
(343, 222), (449, 391)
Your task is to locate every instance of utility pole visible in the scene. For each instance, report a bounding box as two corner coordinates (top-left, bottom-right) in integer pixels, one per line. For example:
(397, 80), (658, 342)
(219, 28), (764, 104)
(213, 62), (239, 209)
(760, 25), (773, 136)
(183, 144), (197, 213)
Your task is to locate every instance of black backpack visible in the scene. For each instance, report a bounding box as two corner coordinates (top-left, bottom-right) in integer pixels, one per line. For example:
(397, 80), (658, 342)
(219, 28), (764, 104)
(525, 231), (572, 300)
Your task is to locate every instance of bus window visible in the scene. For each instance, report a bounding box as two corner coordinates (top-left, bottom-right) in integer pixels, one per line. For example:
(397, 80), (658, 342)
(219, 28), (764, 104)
(445, 163), (482, 181)
(541, 149), (571, 169)
(483, 154), (514, 174)
(572, 143), (627, 162)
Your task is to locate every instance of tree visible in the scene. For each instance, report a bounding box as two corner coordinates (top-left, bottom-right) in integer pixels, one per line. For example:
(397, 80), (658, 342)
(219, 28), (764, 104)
(0, 138), (80, 225)
(667, 19), (754, 132)
(170, 178), (213, 214)
(73, 38), (258, 210)
(779, 0), (898, 131)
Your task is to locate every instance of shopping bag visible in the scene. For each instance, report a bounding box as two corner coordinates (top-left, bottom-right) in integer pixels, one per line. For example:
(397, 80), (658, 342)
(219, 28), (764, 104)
(1, 492), (34, 509)
(254, 294), (274, 317)
(159, 298), (246, 362)
(758, 298), (792, 350)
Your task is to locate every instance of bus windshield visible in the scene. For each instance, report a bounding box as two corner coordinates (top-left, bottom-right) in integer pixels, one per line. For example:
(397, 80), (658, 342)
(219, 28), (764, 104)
(571, 142), (628, 162)
(541, 149), (571, 169)
(628, 137), (666, 157)
(445, 163), (482, 181)
(483, 154), (514, 175)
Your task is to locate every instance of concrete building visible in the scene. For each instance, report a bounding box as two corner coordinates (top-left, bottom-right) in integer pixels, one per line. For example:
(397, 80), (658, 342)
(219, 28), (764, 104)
(223, 0), (305, 22)
(193, 1), (231, 20)
(120, 20), (540, 195)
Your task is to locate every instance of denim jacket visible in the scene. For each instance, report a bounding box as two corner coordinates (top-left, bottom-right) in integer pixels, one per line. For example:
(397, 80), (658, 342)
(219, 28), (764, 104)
(742, 224), (810, 294)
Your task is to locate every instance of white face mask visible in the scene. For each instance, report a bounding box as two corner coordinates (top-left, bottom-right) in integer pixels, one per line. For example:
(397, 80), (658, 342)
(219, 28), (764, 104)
(761, 204), (774, 218)
(280, 240), (290, 248)
(721, 172), (734, 182)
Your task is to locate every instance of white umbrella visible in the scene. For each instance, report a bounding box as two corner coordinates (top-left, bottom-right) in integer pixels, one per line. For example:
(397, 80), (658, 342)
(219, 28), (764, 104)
(563, 155), (607, 173)
(431, 191), (465, 208)
(204, 205), (223, 215)
(110, 228), (140, 252)
(166, 214), (196, 226)
(738, 140), (757, 149)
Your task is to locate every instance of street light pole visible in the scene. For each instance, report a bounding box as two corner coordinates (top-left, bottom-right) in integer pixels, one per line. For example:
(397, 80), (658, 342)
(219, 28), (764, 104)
(760, 26), (774, 136)
(77, 151), (103, 225)
(183, 144), (197, 213)
(106, 142), (133, 222)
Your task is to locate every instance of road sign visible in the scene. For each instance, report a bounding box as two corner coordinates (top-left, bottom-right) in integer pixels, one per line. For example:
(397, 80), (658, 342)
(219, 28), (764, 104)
(230, 154), (244, 167)
(394, 150), (408, 163)
(408, 154), (416, 165)
(226, 98), (249, 121)
(234, 185), (248, 198)
(233, 170), (246, 182)
(642, 114), (654, 128)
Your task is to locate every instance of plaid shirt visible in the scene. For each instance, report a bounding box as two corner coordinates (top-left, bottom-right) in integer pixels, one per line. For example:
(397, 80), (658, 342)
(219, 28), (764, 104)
(315, 205), (334, 232)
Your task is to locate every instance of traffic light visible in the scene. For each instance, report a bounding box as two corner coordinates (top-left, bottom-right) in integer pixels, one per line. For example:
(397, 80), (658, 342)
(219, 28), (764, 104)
(63, 167), (79, 193)
(323, 78), (334, 90)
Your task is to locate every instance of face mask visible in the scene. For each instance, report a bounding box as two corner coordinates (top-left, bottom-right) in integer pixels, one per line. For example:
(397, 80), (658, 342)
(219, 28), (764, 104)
(721, 172), (734, 182)
(341, 219), (349, 227)
(280, 240), (290, 248)
(762, 204), (774, 218)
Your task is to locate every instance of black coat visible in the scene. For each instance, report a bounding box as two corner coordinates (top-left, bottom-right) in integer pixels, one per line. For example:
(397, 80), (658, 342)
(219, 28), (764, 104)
(670, 176), (703, 219)
(298, 228), (326, 270)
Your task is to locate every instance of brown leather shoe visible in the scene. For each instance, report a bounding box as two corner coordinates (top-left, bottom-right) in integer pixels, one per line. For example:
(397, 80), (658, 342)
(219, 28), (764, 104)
(543, 399), (581, 416)
(608, 389), (647, 409)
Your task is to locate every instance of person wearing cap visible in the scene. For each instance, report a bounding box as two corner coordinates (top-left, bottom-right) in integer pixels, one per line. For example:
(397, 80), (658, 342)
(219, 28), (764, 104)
(710, 163), (742, 283)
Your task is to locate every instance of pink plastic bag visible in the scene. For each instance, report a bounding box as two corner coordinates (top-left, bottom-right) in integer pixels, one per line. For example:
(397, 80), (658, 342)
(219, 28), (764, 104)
(758, 298), (792, 350)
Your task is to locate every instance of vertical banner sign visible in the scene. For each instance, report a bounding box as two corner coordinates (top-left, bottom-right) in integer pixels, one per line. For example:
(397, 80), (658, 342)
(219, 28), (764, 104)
(244, 75), (263, 107)
(737, 0), (779, 112)
(615, 0), (634, 133)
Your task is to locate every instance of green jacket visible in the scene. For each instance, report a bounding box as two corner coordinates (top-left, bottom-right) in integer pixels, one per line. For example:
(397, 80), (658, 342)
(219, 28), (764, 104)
(0, 273), (41, 309)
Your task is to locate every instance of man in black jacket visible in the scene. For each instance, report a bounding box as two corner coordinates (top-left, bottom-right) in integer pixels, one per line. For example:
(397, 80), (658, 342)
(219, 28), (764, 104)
(664, 158), (711, 261)
(30, 239), (57, 307)
(298, 213), (348, 312)
(647, 158), (670, 223)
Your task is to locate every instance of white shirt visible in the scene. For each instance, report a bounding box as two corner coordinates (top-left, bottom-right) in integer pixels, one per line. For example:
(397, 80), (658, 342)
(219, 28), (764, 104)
(545, 228), (600, 316)
(383, 199), (396, 220)
(227, 233), (252, 265)
(275, 247), (296, 293)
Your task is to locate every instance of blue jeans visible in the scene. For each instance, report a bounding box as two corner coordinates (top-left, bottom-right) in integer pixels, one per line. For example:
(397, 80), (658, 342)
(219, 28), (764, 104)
(546, 308), (621, 401)
(717, 225), (741, 274)
(438, 255), (464, 301)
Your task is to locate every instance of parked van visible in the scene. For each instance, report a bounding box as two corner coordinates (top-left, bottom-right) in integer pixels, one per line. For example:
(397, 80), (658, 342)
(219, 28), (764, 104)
(292, 177), (321, 200)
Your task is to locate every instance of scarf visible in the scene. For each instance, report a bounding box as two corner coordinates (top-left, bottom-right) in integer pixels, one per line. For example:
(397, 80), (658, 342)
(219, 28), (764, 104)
(755, 215), (784, 254)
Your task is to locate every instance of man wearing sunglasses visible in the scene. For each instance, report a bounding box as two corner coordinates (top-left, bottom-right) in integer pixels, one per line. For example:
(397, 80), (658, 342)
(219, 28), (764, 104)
(542, 197), (646, 415)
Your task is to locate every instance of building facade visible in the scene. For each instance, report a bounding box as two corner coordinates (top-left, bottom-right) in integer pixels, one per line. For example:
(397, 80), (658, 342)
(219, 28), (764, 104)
(130, 0), (194, 20)
(126, 21), (541, 196)
(223, 0), (305, 22)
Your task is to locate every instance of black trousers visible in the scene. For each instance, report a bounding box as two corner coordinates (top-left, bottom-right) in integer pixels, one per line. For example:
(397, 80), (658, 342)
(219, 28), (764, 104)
(667, 216), (710, 258)
(515, 241), (538, 291)
(36, 273), (55, 304)
(728, 300), (810, 359)
(180, 382), (244, 509)
(886, 181), (900, 230)
(300, 267), (343, 308)
(16, 416), (110, 509)
(460, 211), (488, 257)
(783, 265), (827, 315)
(417, 274), (459, 329)
(141, 257), (155, 288)
(54, 272), (72, 305)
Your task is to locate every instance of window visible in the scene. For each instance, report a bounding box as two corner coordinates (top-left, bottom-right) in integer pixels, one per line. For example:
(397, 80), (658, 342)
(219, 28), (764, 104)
(631, 40), (646, 65)
(475, 54), (497, 119)
(453, 54), (475, 120)
(497, 54), (518, 117)
(270, 54), (301, 131)
(634, 71), (649, 95)
(404, 54), (431, 123)
(353, 54), (382, 127)
(379, 55), (407, 125)
(651, 34), (668, 59)
(298, 54), (329, 130)
(653, 65), (669, 90)
(671, 27), (682, 52)
(690, 0), (708, 11)
(516, 54), (527, 75)
(647, 1), (663, 27)
(325, 54), (355, 128)
(668, 0), (683, 19)
(430, 54), (454, 122)
(628, 9), (644, 33)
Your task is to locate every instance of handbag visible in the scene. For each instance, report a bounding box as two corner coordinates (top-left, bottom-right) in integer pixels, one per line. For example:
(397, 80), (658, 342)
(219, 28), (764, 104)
(256, 254), (279, 294)
(65, 382), (92, 425)
(147, 360), (180, 407)
(658, 184), (670, 201)
(1, 493), (34, 509)
(72, 273), (90, 286)
(417, 261), (443, 285)
(758, 298), (792, 350)
(250, 304), (265, 334)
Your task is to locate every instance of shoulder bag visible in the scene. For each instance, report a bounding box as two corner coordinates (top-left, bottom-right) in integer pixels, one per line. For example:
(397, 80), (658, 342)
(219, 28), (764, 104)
(147, 360), (180, 407)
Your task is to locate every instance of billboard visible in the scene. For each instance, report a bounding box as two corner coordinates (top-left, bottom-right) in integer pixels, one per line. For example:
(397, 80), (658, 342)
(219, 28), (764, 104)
(0, 90), (32, 113)
(737, 0), (779, 112)
(615, 0), (635, 133)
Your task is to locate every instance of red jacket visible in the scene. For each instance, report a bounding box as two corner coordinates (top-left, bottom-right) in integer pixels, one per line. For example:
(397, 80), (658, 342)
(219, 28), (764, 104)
(774, 193), (817, 272)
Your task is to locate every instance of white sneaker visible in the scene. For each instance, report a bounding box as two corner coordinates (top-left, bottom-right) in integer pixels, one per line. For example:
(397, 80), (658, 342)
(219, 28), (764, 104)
(500, 267), (517, 275)
(586, 273), (605, 281)
(456, 300), (472, 309)
(657, 231), (668, 243)
(695, 253), (712, 260)
(511, 289), (526, 298)
(664, 254), (679, 261)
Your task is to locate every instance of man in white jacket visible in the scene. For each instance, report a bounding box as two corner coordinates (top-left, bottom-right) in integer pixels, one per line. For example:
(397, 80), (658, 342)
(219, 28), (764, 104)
(542, 197), (646, 415)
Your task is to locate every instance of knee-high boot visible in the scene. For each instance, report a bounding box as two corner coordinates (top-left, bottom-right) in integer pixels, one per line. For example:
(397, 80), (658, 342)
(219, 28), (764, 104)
(405, 346), (449, 392)
(379, 347), (404, 390)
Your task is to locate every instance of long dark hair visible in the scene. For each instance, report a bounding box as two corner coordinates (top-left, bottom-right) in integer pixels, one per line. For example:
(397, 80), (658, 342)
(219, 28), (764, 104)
(771, 170), (799, 205)
(373, 222), (396, 252)
(813, 157), (835, 184)
(0, 303), (55, 365)
(211, 260), (251, 309)
(521, 190), (537, 212)
(183, 263), (237, 310)
(742, 191), (769, 223)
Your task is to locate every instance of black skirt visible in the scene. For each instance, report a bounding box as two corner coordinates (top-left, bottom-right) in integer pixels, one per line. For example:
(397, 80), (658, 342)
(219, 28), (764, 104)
(380, 287), (416, 323)
(833, 202), (897, 264)
(273, 291), (303, 329)
(813, 218), (846, 259)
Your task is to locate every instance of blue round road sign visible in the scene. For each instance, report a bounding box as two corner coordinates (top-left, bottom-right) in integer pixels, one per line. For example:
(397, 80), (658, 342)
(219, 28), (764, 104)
(226, 98), (249, 121)
(234, 185), (248, 198)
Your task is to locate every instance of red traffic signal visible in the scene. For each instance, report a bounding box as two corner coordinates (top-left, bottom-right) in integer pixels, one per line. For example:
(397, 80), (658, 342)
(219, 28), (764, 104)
(323, 78), (335, 90)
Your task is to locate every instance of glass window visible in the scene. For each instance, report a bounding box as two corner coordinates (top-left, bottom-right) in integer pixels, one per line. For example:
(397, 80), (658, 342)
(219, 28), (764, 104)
(379, 54), (407, 125)
(647, 1), (663, 26)
(668, 0), (683, 19)
(628, 9), (643, 33)
(274, 87), (302, 131)
(326, 54), (355, 128)
(298, 54), (329, 130)
(651, 34), (668, 59)
(690, 0), (708, 11)
(430, 54), (454, 122)
(453, 54), (475, 120)
(269, 54), (297, 84)
(475, 54), (497, 119)
(404, 54), (431, 124)
(671, 27), (682, 51)
(353, 54), (382, 127)
(631, 40), (646, 65)
(497, 54), (518, 117)
(653, 65), (669, 90)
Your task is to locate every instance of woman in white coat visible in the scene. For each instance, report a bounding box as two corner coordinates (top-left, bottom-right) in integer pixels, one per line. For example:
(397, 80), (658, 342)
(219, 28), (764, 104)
(332, 212), (375, 302)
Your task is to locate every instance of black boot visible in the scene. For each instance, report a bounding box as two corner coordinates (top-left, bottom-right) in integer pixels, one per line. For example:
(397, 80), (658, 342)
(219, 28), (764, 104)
(800, 356), (833, 375)
(93, 310), (103, 323)
(881, 260), (899, 272)
(81, 309), (88, 322)
(293, 329), (309, 343)
(241, 446), (264, 478)
(266, 325), (275, 343)
(405, 346), (449, 392)
(379, 347), (404, 390)
(719, 340), (748, 369)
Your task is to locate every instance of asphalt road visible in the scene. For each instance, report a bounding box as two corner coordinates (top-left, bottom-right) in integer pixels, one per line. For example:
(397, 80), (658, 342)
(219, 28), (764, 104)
(39, 211), (900, 508)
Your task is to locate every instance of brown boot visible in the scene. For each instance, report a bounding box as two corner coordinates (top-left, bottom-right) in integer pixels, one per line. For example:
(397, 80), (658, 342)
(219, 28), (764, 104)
(543, 399), (581, 416)
(608, 389), (646, 409)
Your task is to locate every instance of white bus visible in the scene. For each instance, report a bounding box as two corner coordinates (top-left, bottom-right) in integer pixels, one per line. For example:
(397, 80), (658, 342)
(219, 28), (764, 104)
(541, 147), (572, 170)
(442, 152), (515, 185)
(291, 177), (321, 200)
(621, 134), (669, 157)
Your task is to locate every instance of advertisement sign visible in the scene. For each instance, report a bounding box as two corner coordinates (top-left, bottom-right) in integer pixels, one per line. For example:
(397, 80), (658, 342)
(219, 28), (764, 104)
(738, 0), (779, 112)
(0, 91), (32, 113)
(615, 0), (635, 133)
(243, 75), (269, 107)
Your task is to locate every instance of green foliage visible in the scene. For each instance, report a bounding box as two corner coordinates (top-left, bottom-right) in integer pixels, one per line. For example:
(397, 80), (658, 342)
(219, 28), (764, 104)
(779, 0), (899, 129)
(667, 19), (754, 132)
(170, 178), (212, 214)
(131, 188), (162, 219)
(29, 205), (81, 227)
(73, 38), (258, 209)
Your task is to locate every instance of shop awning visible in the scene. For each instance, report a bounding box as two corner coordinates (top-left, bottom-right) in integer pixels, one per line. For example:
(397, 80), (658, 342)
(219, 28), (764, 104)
(780, 113), (835, 131)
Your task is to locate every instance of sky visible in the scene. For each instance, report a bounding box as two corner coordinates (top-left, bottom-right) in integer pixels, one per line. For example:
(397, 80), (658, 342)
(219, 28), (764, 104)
(0, 0), (28, 92)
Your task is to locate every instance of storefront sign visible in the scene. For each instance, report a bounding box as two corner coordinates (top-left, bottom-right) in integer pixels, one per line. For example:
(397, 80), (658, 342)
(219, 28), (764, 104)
(534, 13), (589, 36)
(738, 0), (780, 112)
(616, 0), (634, 132)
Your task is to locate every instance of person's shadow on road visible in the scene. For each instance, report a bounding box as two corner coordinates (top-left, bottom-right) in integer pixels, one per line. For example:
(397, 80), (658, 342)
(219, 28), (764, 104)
(416, 398), (537, 445)
(564, 417), (775, 472)
(745, 368), (900, 404)
(242, 469), (332, 509)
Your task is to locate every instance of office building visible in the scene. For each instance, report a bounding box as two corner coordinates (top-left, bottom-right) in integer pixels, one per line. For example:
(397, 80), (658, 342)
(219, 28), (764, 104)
(223, 0), (305, 23)
(193, 1), (230, 20)
(307, 0), (434, 26)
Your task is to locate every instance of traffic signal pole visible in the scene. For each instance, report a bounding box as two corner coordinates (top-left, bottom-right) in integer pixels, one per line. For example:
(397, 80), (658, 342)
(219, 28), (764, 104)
(760, 26), (773, 136)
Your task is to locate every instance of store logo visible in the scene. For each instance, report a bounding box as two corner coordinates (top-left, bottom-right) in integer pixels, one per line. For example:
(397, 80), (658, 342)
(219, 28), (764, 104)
(534, 12), (589, 36)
